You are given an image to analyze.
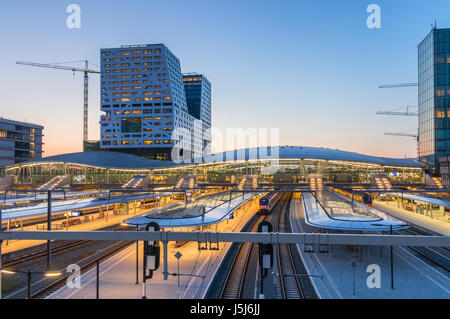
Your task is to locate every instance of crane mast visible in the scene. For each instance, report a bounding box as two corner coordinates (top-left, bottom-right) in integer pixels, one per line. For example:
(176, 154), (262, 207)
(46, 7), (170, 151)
(16, 60), (100, 147)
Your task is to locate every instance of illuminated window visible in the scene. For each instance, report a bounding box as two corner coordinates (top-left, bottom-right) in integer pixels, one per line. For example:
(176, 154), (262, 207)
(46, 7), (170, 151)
(143, 140), (153, 144)
(121, 50), (130, 55)
(121, 117), (142, 133)
(121, 98), (130, 102)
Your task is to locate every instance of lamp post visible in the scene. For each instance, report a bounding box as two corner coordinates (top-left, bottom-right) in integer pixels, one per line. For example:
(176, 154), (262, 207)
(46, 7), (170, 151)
(0, 208), (3, 300)
(390, 224), (394, 289)
(0, 268), (61, 299)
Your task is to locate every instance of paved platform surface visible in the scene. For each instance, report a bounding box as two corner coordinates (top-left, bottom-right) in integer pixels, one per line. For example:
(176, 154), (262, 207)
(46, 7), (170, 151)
(290, 198), (450, 299)
(373, 200), (450, 236)
(0, 203), (147, 254)
(47, 198), (260, 299)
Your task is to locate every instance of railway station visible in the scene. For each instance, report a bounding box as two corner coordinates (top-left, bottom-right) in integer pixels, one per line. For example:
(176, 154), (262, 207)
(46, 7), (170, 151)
(0, 145), (449, 300)
(1, 6), (450, 303)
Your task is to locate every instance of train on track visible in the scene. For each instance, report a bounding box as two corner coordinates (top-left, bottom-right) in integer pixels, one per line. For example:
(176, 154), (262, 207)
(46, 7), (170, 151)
(328, 187), (373, 206)
(258, 192), (282, 214)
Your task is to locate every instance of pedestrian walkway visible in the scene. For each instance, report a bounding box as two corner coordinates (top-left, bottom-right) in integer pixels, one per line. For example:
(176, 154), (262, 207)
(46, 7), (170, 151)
(47, 198), (260, 299)
(373, 200), (450, 236)
(290, 198), (450, 299)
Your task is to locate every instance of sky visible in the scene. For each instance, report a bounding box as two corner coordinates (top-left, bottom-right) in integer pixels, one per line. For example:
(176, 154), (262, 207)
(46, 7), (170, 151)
(0, 0), (449, 158)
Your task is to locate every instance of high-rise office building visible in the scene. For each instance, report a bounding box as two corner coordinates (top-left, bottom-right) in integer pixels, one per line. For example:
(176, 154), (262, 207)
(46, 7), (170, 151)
(418, 27), (450, 173)
(99, 44), (209, 161)
(0, 118), (43, 166)
(183, 74), (212, 155)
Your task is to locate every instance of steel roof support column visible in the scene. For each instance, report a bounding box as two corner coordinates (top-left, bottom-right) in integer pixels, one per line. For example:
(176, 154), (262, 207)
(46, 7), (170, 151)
(46, 190), (52, 269)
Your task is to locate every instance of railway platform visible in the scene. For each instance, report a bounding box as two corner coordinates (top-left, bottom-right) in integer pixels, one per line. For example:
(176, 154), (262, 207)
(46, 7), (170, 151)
(46, 197), (260, 299)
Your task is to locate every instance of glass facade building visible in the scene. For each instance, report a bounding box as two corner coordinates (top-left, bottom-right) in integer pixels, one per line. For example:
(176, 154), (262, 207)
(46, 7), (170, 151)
(418, 28), (450, 173)
(183, 74), (212, 155)
(0, 118), (43, 166)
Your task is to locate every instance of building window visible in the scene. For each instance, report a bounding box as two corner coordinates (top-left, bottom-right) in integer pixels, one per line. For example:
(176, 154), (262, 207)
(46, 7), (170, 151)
(121, 117), (142, 133)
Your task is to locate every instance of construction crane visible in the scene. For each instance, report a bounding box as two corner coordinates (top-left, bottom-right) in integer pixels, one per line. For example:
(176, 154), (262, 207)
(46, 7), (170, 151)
(384, 132), (418, 139)
(384, 132), (419, 157)
(16, 60), (100, 143)
(376, 106), (418, 116)
(378, 83), (418, 89)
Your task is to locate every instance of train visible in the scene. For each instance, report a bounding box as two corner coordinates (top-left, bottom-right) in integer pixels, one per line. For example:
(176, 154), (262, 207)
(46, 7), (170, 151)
(258, 192), (282, 214)
(328, 187), (373, 206)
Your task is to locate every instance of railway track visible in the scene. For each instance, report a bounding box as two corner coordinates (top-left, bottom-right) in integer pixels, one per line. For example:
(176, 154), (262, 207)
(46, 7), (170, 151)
(392, 227), (450, 274)
(214, 214), (265, 299)
(2, 223), (126, 268)
(274, 193), (305, 299)
(206, 192), (317, 299)
(2, 224), (135, 299)
(32, 240), (134, 299)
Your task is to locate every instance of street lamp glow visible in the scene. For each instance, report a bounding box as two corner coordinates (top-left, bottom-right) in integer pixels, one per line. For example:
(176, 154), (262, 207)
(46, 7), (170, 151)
(44, 271), (62, 277)
(1, 269), (16, 275)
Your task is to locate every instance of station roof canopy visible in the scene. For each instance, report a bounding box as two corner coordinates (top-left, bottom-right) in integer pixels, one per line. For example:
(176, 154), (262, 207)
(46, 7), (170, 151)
(9, 146), (425, 170)
(23, 151), (177, 169)
(202, 146), (425, 168)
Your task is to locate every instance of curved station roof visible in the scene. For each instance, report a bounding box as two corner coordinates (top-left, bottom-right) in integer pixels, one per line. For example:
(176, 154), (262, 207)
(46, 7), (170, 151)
(12, 146), (425, 170)
(123, 192), (256, 228)
(24, 151), (176, 169)
(302, 191), (409, 231)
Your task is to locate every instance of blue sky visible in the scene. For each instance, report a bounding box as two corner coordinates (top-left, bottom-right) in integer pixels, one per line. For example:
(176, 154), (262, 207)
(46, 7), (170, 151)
(0, 0), (449, 157)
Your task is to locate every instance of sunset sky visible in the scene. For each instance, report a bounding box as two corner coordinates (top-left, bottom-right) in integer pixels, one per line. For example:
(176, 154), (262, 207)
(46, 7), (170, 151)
(1, 0), (449, 158)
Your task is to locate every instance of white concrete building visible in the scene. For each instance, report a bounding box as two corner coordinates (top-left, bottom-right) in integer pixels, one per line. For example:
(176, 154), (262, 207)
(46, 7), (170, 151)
(99, 44), (210, 161)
